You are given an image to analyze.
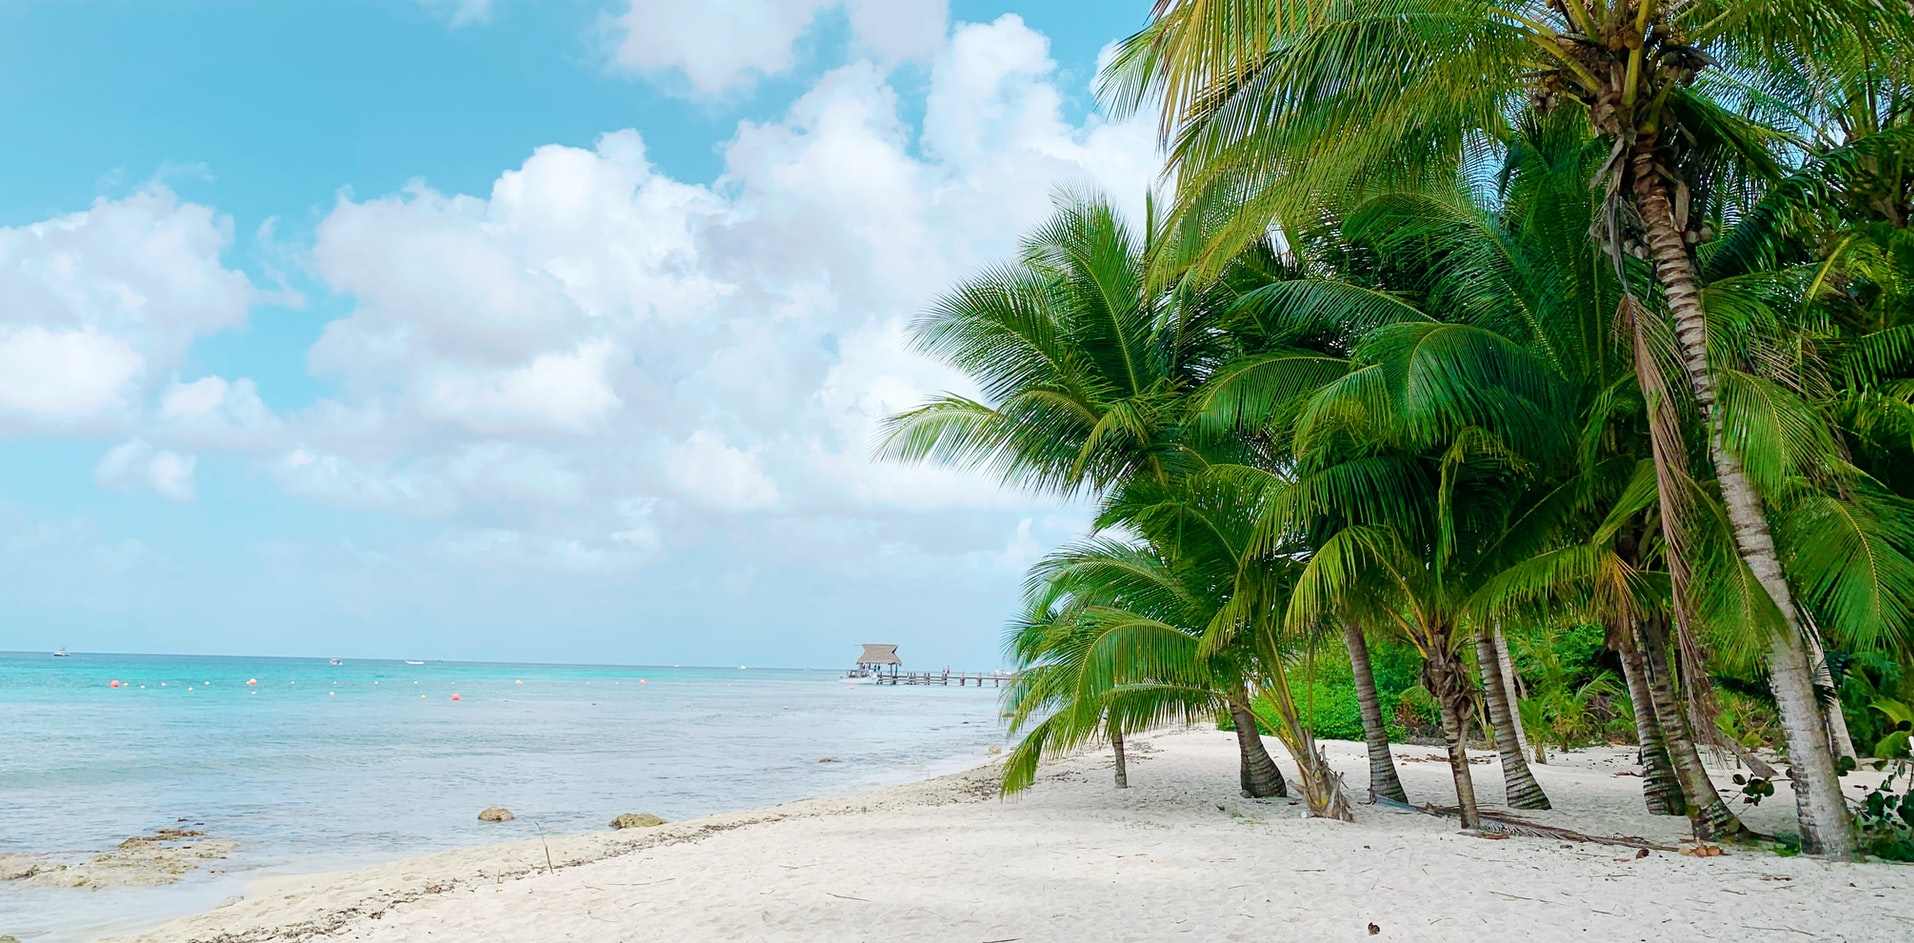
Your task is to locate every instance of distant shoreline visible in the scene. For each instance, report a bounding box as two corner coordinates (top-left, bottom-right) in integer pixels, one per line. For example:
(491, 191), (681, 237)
(0, 650), (866, 673)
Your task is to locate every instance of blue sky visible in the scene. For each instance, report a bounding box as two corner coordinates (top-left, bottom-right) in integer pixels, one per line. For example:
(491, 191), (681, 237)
(0, 1), (1161, 668)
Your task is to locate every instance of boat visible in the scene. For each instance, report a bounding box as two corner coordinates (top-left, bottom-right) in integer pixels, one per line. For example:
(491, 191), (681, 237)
(404, 660), (425, 666)
(52, 647), (69, 657)
(329, 657), (342, 667)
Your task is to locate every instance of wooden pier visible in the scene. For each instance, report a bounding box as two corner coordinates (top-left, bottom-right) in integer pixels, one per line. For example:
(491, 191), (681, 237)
(865, 669), (1015, 687)
(846, 643), (1013, 687)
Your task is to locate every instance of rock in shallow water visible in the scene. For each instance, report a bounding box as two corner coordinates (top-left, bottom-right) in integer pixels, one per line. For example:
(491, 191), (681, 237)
(609, 813), (665, 829)
(1, 829), (233, 890)
(478, 806), (515, 823)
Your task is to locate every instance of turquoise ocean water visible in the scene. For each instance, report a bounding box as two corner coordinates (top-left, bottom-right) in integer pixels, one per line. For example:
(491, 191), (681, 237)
(0, 652), (1007, 941)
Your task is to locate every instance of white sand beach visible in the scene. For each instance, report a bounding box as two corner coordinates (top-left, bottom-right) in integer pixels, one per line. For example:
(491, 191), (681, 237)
(116, 730), (1908, 942)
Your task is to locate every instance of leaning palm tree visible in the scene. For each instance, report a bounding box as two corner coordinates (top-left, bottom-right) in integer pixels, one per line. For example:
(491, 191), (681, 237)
(1470, 461), (1754, 839)
(1211, 269), (1571, 826)
(884, 193), (1292, 798)
(1000, 560), (1221, 794)
(1000, 525), (1328, 806)
(882, 193), (1205, 499)
(1102, 0), (1914, 858)
(1114, 469), (1356, 816)
(1336, 621), (1410, 803)
(1335, 116), (1751, 831)
(1187, 137), (1644, 814)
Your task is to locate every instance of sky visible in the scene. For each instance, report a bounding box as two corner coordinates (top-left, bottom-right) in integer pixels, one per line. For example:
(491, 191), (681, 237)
(0, 0), (1165, 668)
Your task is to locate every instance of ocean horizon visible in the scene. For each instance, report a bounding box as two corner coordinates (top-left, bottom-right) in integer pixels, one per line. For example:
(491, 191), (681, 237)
(0, 651), (1008, 941)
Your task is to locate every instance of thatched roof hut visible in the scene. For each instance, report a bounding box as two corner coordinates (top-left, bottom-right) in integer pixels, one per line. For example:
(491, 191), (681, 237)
(857, 644), (901, 667)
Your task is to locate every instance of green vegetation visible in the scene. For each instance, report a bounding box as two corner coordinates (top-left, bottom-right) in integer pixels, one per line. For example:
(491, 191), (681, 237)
(884, 0), (1914, 860)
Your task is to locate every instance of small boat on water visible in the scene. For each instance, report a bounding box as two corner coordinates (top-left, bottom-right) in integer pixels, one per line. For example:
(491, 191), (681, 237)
(329, 657), (343, 667)
(52, 647), (69, 658)
(404, 659), (425, 666)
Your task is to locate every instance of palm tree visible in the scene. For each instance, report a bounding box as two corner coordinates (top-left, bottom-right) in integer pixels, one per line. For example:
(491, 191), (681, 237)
(883, 193), (1295, 799)
(881, 194), (1197, 498)
(1117, 470), (1355, 816)
(1212, 262), (1570, 825)
(1102, 0), (1914, 859)
(1471, 462), (1754, 838)
(1694, 139), (1914, 766)
(1000, 547), (1225, 794)
(1188, 125), (1653, 816)
(999, 493), (1353, 812)
(1340, 622), (1409, 802)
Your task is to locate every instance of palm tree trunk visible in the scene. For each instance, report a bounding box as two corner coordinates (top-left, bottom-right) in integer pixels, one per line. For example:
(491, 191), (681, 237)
(1631, 137), (1856, 859)
(1637, 611), (1752, 841)
(1341, 623), (1408, 803)
(1492, 625), (1534, 763)
(1474, 628), (1550, 809)
(1719, 733), (1780, 781)
(1805, 629), (1858, 761)
(1436, 696), (1482, 831)
(1617, 638), (1684, 816)
(1252, 668), (1356, 820)
(1111, 728), (1129, 789)
(1228, 691), (1286, 798)
(1423, 646), (1481, 830)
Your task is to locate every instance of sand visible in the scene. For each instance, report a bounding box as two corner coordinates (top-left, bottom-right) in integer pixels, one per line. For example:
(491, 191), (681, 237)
(114, 731), (1910, 942)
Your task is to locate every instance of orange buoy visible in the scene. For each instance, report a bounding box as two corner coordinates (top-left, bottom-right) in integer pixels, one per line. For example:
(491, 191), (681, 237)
(109, 679), (122, 688)
(450, 692), (462, 701)
(246, 678), (258, 686)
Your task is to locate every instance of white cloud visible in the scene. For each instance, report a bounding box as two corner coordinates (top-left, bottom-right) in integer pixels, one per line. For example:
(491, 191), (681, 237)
(157, 376), (280, 449)
(0, 187), (253, 434)
(307, 132), (723, 447)
(416, 339), (625, 437)
(843, 0), (949, 63)
(608, 498), (663, 554)
(0, 327), (143, 428)
(279, 13), (1157, 532)
(611, 0), (833, 95)
(667, 431), (779, 511)
(92, 14), (1156, 583)
(442, 442), (587, 509)
(418, 0), (493, 27)
(95, 439), (197, 502)
(272, 448), (450, 515)
(608, 0), (948, 96)
(437, 527), (653, 573)
(0, 12), (1176, 669)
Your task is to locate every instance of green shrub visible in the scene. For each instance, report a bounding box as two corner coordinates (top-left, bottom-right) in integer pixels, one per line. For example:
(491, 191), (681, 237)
(1715, 689), (1782, 751)
(1395, 685), (1441, 737)
(1841, 650), (1911, 754)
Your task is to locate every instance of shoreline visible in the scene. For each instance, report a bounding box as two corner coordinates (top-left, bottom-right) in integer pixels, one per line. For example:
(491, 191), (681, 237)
(8, 740), (1004, 943)
(109, 756), (1011, 943)
(0, 656), (1011, 941)
(111, 729), (1908, 943)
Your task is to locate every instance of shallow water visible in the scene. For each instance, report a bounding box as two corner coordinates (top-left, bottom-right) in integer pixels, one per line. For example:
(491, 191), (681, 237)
(0, 652), (1007, 941)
